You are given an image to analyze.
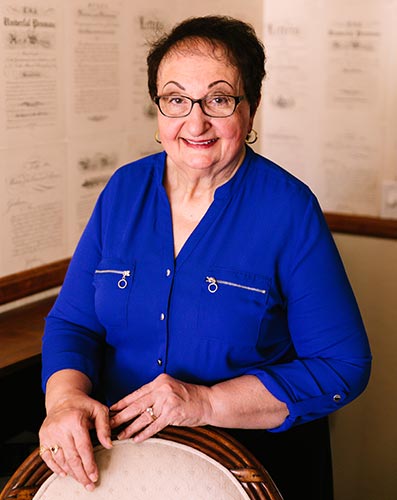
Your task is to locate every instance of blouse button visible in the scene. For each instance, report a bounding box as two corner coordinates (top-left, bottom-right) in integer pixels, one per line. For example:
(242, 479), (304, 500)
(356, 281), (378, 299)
(333, 394), (342, 402)
(160, 313), (165, 321)
(166, 269), (171, 277)
(157, 359), (163, 366)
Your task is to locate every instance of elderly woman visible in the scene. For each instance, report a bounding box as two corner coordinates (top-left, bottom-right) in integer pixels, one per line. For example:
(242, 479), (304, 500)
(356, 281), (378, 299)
(39, 16), (371, 499)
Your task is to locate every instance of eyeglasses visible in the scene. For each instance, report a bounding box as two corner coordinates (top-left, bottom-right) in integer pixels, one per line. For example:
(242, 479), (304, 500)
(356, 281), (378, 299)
(154, 94), (245, 118)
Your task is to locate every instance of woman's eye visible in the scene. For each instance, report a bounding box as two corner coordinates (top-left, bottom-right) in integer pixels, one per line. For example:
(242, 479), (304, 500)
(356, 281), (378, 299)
(169, 96), (186, 105)
(209, 96), (231, 106)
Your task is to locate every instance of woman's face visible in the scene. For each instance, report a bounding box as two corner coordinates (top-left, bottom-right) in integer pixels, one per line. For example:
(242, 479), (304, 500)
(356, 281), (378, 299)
(156, 41), (255, 176)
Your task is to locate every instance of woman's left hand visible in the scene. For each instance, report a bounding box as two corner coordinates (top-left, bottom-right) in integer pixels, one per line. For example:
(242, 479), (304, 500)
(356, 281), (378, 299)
(109, 373), (212, 442)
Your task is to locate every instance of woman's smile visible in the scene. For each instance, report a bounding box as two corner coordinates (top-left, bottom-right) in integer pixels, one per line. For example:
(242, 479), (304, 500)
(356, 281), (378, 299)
(182, 137), (218, 148)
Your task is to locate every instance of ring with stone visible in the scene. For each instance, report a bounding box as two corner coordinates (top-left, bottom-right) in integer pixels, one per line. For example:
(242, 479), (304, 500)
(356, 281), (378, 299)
(146, 406), (157, 421)
(49, 445), (61, 456)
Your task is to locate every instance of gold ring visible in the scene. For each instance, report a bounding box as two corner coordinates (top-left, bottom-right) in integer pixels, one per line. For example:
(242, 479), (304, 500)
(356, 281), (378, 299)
(39, 445), (48, 456)
(146, 406), (157, 421)
(49, 445), (61, 455)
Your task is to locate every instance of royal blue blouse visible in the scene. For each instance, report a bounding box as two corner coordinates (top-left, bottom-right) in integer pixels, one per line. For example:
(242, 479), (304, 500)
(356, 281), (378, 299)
(42, 146), (371, 432)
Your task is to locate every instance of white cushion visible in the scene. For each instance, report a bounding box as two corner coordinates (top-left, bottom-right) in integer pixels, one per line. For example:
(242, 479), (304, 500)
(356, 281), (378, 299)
(34, 438), (249, 499)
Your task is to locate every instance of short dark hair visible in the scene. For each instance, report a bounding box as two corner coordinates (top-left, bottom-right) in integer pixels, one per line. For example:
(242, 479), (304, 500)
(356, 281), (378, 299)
(147, 15), (266, 115)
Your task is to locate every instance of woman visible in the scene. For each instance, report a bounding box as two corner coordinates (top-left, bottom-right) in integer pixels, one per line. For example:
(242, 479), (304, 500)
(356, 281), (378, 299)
(39, 16), (371, 499)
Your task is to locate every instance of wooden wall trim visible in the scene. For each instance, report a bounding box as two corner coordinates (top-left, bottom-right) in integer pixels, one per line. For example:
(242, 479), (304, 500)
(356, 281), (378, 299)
(0, 213), (396, 306)
(325, 213), (397, 240)
(0, 258), (70, 305)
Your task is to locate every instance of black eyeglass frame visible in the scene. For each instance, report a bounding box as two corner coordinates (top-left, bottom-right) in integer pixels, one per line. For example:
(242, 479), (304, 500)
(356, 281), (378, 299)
(153, 94), (245, 118)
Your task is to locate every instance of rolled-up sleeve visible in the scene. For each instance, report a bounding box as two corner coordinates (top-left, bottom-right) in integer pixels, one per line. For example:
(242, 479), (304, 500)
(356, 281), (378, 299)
(247, 196), (371, 431)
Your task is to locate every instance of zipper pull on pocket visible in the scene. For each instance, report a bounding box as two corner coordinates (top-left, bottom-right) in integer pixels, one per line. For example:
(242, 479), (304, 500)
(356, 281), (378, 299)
(117, 271), (130, 289)
(206, 276), (218, 293)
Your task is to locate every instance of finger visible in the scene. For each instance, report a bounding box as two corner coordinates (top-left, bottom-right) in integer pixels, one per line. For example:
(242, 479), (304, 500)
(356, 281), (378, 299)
(39, 432), (96, 487)
(132, 412), (165, 443)
(132, 423), (162, 443)
(39, 446), (67, 477)
(95, 408), (113, 449)
(117, 406), (161, 440)
(109, 396), (150, 429)
(66, 431), (99, 489)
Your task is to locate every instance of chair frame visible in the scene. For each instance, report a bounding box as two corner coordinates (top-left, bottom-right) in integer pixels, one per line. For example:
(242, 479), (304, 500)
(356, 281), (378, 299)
(0, 425), (283, 500)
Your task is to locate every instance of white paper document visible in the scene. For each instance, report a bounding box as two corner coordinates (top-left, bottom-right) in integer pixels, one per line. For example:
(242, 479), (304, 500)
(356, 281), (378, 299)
(0, 0), (64, 147)
(0, 143), (68, 277)
(261, 0), (397, 217)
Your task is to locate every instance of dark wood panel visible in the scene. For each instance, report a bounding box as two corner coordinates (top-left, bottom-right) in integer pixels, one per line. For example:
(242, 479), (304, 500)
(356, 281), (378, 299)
(0, 296), (56, 377)
(0, 259), (70, 305)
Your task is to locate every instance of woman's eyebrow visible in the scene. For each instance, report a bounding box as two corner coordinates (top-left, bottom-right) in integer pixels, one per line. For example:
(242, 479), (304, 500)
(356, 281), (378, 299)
(162, 81), (185, 92)
(208, 80), (233, 89)
(162, 79), (234, 93)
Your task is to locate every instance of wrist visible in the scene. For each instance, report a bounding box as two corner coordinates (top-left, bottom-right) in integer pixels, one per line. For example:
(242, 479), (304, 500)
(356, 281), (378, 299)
(45, 369), (92, 413)
(45, 388), (91, 414)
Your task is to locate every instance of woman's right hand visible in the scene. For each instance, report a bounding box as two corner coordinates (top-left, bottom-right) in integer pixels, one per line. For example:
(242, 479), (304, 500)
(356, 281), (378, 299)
(39, 371), (112, 491)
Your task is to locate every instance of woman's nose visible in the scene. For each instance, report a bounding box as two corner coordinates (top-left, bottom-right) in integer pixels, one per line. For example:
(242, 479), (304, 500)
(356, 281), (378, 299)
(184, 102), (211, 135)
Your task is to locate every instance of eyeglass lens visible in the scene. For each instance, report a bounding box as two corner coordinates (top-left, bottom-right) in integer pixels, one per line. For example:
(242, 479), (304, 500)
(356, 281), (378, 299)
(157, 95), (241, 117)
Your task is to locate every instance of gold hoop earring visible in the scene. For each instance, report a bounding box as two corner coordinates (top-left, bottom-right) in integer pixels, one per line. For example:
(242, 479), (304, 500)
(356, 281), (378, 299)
(245, 129), (258, 144)
(154, 131), (162, 144)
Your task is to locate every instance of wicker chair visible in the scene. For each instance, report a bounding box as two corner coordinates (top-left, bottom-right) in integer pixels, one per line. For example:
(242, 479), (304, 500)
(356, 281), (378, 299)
(0, 426), (283, 500)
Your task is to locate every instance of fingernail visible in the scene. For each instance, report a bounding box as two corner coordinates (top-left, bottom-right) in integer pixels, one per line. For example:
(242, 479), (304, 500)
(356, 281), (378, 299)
(85, 483), (96, 492)
(89, 473), (98, 482)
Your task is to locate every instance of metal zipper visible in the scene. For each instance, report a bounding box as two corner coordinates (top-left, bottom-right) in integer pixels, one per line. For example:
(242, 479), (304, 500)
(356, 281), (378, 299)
(205, 276), (267, 295)
(95, 269), (131, 289)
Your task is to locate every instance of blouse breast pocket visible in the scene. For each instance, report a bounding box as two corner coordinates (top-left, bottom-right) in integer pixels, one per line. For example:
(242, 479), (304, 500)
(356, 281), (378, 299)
(93, 259), (135, 328)
(199, 267), (271, 346)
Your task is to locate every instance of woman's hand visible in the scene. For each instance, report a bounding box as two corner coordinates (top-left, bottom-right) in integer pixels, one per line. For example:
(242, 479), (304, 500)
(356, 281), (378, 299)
(109, 373), (289, 443)
(39, 370), (112, 491)
(109, 373), (212, 442)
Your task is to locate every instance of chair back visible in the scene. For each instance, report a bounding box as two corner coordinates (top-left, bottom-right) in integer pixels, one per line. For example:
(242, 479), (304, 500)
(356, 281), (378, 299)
(0, 426), (283, 500)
